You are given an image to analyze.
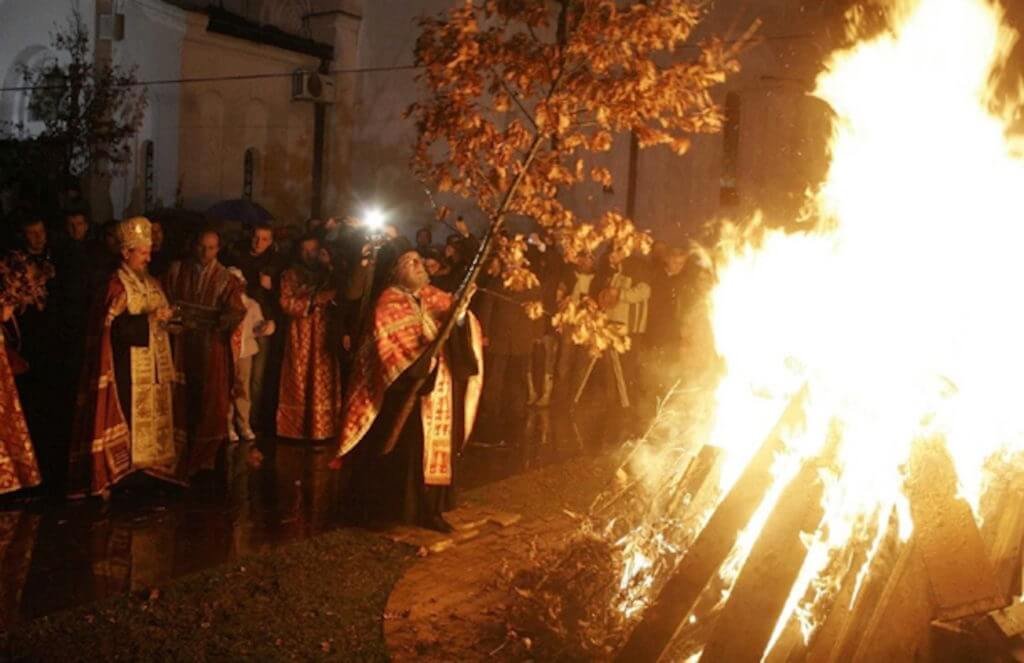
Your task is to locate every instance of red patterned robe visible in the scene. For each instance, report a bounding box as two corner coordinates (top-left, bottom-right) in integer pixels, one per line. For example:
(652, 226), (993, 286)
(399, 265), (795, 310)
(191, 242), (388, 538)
(0, 327), (40, 495)
(337, 285), (483, 487)
(276, 266), (341, 441)
(163, 260), (244, 473)
(68, 268), (185, 496)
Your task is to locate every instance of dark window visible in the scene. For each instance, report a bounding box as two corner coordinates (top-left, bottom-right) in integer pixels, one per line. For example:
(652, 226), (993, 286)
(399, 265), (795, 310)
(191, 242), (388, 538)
(143, 140), (155, 212)
(243, 147), (255, 201)
(720, 92), (741, 207)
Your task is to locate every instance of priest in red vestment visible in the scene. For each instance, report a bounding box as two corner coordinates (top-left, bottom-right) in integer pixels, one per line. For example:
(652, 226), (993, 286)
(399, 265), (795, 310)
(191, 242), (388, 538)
(68, 217), (185, 497)
(276, 235), (341, 441)
(163, 230), (245, 474)
(332, 247), (483, 532)
(0, 312), (40, 496)
(0, 255), (43, 495)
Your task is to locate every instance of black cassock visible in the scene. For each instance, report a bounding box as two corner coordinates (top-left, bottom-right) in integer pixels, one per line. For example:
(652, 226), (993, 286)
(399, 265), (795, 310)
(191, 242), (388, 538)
(109, 311), (151, 428)
(345, 321), (478, 528)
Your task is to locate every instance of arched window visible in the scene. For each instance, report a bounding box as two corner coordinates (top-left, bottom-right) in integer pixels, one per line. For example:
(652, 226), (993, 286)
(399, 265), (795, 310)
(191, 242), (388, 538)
(720, 92), (741, 207)
(1, 46), (58, 135)
(28, 65), (65, 125)
(243, 147), (256, 201)
(143, 140), (155, 211)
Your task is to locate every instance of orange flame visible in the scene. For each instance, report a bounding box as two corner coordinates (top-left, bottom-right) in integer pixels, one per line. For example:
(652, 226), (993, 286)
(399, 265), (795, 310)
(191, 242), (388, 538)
(703, 0), (1024, 651)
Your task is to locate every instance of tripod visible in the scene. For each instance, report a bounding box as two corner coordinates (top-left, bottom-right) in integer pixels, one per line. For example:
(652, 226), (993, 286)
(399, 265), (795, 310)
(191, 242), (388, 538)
(573, 348), (630, 408)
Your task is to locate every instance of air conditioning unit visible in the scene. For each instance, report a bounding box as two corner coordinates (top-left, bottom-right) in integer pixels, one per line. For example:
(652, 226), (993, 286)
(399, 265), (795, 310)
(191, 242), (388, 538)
(292, 70), (336, 104)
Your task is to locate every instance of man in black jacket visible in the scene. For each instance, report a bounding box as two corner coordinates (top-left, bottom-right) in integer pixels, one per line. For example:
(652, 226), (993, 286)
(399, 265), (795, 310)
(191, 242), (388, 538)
(222, 221), (282, 434)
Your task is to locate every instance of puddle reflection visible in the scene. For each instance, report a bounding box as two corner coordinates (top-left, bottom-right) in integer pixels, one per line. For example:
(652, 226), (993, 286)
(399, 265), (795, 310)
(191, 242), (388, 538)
(0, 404), (624, 627)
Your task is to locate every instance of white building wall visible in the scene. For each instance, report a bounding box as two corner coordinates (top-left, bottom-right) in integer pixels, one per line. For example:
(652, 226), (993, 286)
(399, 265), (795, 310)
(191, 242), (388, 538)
(177, 11), (321, 218)
(110, 0), (187, 217)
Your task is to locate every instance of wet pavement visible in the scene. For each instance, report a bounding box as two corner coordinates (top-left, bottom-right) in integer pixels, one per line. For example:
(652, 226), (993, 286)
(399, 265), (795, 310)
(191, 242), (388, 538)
(0, 404), (630, 630)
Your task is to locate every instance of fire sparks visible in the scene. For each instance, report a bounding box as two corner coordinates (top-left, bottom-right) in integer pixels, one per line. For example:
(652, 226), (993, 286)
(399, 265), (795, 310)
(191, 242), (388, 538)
(705, 0), (1024, 654)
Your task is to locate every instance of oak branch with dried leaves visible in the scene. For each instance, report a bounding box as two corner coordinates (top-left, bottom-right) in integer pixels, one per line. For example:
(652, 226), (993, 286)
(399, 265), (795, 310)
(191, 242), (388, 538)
(386, 0), (754, 446)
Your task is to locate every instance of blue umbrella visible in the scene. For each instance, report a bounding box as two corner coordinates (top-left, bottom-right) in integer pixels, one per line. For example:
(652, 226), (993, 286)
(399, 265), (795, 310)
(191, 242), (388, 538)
(205, 199), (274, 226)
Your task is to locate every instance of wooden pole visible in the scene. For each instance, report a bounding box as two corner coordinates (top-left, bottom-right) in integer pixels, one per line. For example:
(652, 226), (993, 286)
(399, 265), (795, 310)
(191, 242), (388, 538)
(381, 133), (546, 454)
(905, 437), (1007, 620)
(762, 511), (885, 663)
(982, 477), (1024, 601)
(382, 0), (579, 454)
(698, 454), (827, 662)
(615, 387), (807, 662)
(816, 515), (902, 663)
(667, 445), (722, 526)
(850, 538), (934, 662)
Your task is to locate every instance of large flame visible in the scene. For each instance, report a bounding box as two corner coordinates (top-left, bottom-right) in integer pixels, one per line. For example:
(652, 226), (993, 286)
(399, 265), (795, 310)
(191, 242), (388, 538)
(701, 0), (1024, 652)
(608, 0), (1024, 655)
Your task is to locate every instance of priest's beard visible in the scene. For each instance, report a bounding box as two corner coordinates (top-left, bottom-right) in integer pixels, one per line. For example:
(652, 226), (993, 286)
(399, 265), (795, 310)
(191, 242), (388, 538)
(397, 270), (429, 293)
(123, 260), (148, 277)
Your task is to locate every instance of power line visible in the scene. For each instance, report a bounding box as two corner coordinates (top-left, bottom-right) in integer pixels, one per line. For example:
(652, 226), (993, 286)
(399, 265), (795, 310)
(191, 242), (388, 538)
(0, 30), (818, 94)
(0, 64), (421, 93)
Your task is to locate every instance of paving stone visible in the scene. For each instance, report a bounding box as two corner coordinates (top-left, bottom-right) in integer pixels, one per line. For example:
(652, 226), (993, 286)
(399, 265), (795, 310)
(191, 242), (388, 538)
(487, 511), (522, 528)
(427, 539), (455, 554)
(451, 528), (481, 544)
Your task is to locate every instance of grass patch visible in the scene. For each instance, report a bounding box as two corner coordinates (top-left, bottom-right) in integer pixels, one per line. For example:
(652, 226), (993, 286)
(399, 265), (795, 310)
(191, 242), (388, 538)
(2, 528), (414, 662)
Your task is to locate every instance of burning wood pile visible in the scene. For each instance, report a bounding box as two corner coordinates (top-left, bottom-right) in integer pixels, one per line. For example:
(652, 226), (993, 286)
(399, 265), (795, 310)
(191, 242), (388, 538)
(616, 389), (1024, 662)
(510, 0), (1024, 660)
(509, 382), (1024, 661)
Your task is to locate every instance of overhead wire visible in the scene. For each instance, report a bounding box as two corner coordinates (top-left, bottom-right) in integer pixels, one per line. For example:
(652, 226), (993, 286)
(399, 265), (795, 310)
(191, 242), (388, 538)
(0, 63), (422, 93)
(0, 28), (819, 93)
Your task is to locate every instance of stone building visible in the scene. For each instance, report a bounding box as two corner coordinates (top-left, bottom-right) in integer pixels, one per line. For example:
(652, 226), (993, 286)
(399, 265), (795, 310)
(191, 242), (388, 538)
(0, 0), (362, 223)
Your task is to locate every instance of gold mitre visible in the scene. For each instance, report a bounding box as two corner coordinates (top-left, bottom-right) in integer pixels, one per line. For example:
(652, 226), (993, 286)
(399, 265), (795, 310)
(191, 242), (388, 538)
(118, 216), (153, 250)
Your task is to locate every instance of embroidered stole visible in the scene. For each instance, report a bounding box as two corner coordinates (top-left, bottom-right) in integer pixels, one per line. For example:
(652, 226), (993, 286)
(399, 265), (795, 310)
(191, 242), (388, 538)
(118, 267), (178, 474)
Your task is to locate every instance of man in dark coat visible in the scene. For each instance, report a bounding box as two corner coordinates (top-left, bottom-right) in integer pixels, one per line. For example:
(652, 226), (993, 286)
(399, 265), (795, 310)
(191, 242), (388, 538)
(9, 214), (59, 490)
(222, 221), (283, 433)
(476, 260), (541, 440)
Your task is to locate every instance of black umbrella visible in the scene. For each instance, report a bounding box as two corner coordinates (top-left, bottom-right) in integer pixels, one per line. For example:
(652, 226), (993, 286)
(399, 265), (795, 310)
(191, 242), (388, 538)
(205, 199), (274, 227)
(147, 207), (206, 229)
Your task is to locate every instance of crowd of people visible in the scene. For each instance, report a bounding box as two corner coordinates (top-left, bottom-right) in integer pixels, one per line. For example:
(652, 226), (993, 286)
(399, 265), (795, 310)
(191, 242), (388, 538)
(0, 206), (710, 532)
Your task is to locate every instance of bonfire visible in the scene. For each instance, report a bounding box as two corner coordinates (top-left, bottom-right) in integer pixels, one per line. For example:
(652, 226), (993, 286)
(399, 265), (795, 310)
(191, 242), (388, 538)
(512, 0), (1024, 660)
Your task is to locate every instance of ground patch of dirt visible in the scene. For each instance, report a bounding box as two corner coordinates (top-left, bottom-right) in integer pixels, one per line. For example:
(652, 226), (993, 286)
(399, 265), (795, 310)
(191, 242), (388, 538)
(384, 454), (618, 661)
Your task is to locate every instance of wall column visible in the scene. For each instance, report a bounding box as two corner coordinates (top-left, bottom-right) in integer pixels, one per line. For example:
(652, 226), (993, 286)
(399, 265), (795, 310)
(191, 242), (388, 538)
(322, 3), (362, 217)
